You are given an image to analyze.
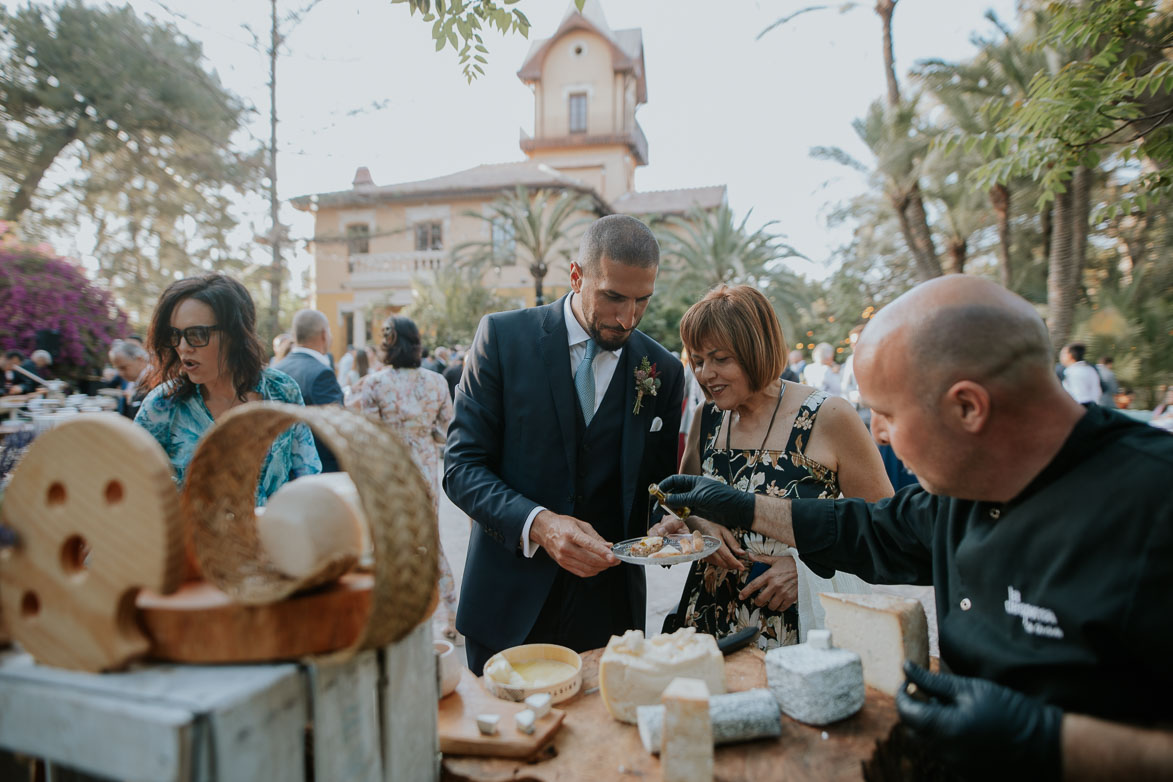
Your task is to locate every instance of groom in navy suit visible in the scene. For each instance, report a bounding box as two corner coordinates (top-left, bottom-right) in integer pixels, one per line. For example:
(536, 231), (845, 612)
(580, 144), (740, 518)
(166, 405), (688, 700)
(444, 215), (685, 674)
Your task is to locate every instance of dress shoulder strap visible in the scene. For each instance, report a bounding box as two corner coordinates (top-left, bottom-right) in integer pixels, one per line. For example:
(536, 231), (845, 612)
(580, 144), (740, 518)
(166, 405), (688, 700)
(785, 390), (830, 456)
(698, 401), (724, 457)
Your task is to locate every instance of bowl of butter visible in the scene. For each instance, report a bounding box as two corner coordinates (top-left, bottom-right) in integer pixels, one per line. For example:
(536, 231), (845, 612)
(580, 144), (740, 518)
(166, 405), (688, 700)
(483, 643), (582, 704)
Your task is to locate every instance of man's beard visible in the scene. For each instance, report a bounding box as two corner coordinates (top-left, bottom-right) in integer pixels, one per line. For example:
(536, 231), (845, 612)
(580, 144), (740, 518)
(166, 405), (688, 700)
(588, 322), (633, 352)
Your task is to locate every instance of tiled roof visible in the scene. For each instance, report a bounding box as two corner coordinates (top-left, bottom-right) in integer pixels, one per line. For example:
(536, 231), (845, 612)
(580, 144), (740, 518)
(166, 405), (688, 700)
(290, 162), (603, 211)
(612, 185), (727, 216)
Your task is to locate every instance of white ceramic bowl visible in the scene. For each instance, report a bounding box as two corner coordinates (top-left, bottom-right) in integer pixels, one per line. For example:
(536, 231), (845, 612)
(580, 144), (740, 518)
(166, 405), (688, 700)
(434, 639), (462, 698)
(482, 643), (582, 704)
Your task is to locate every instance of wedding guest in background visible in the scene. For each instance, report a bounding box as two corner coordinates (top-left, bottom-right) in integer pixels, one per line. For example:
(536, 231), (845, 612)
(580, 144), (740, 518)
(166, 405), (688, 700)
(135, 273), (320, 503)
(270, 332), (293, 366)
(108, 339), (152, 420)
(275, 309), (344, 473)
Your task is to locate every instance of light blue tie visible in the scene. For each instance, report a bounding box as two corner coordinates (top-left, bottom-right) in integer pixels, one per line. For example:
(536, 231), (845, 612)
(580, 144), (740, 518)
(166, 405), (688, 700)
(575, 339), (599, 426)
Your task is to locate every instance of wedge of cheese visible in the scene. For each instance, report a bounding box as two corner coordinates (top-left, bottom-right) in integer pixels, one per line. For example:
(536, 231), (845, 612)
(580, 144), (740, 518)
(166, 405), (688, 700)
(818, 592), (929, 696)
(599, 628), (725, 724)
(661, 678), (713, 782)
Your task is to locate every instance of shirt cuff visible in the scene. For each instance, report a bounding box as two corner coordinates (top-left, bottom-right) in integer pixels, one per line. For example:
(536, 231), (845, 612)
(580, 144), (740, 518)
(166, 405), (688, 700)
(521, 506), (546, 558)
(791, 498), (838, 553)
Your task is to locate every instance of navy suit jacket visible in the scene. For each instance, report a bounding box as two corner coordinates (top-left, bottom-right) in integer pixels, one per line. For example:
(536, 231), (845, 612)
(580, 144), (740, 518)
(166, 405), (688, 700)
(443, 295), (684, 653)
(274, 351), (343, 472)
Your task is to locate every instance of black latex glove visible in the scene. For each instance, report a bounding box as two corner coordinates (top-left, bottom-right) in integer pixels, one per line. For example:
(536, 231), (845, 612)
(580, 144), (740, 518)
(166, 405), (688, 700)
(657, 474), (755, 529)
(896, 660), (1063, 781)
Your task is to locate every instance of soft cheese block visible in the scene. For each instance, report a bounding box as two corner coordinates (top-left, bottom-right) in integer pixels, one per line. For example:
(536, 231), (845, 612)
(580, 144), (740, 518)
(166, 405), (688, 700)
(818, 592), (929, 696)
(766, 629), (864, 725)
(599, 628), (725, 724)
(255, 473), (366, 578)
(661, 677), (713, 782)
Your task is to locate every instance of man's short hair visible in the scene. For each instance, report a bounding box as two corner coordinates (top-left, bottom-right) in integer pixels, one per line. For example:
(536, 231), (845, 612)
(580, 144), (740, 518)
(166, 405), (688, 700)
(1100, 356), (1113, 366)
(5, 350), (24, 361)
(578, 214), (659, 274)
(1064, 342), (1087, 363)
(109, 340), (149, 361)
(811, 342), (834, 363)
(679, 285), (787, 395)
(292, 309), (329, 344)
(31, 349), (52, 365)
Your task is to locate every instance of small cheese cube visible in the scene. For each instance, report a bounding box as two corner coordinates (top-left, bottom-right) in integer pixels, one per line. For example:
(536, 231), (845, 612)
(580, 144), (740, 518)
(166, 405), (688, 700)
(514, 708), (536, 735)
(476, 714), (499, 736)
(524, 692), (551, 718)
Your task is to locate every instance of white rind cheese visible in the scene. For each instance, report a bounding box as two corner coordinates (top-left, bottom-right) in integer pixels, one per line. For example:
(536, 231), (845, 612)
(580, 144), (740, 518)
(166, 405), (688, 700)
(636, 688), (781, 754)
(255, 473), (366, 578)
(765, 629), (864, 725)
(818, 592), (929, 696)
(598, 628), (726, 724)
(661, 677), (713, 782)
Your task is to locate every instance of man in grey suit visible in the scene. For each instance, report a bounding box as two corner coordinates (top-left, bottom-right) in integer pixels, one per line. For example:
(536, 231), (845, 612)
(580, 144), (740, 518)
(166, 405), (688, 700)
(444, 215), (685, 674)
(275, 309), (343, 472)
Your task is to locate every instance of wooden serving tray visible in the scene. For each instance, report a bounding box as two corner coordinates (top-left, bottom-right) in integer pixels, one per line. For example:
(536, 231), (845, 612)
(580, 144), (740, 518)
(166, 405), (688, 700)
(439, 668), (565, 759)
(137, 574), (373, 663)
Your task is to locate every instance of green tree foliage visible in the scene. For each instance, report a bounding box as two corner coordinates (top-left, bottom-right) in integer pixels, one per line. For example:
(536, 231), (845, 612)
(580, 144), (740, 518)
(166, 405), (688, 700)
(392, 0), (584, 81)
(0, 1), (261, 326)
(407, 263), (518, 346)
(453, 185), (599, 306)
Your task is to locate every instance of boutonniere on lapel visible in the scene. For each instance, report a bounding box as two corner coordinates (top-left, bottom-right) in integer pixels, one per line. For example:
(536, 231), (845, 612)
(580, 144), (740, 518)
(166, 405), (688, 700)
(632, 356), (661, 414)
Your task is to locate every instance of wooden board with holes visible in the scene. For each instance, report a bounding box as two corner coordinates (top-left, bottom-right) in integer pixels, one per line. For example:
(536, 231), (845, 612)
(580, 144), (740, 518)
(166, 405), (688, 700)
(0, 414), (184, 672)
(438, 667), (565, 758)
(441, 647), (902, 782)
(138, 573), (373, 663)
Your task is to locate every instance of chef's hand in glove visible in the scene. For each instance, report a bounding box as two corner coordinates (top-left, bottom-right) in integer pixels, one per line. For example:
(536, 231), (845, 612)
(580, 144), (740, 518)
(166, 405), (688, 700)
(656, 474), (756, 529)
(896, 660), (1063, 781)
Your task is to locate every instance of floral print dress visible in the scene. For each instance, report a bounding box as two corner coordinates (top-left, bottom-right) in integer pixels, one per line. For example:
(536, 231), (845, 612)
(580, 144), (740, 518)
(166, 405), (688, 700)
(345, 367), (459, 634)
(663, 390), (838, 650)
(135, 367), (321, 505)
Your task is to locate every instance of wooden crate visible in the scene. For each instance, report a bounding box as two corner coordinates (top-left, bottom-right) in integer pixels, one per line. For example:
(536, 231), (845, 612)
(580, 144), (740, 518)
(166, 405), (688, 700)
(0, 622), (438, 782)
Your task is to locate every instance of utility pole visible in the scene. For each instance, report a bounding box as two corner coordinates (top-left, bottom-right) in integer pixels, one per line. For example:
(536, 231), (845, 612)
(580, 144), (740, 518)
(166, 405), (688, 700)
(266, 0), (283, 340)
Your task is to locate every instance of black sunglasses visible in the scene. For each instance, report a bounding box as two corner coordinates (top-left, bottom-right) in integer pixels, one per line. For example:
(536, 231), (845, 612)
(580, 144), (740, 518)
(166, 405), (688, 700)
(167, 325), (221, 348)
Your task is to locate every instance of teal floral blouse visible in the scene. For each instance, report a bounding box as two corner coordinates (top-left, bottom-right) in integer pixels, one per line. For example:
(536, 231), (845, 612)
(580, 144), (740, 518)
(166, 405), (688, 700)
(134, 367), (321, 505)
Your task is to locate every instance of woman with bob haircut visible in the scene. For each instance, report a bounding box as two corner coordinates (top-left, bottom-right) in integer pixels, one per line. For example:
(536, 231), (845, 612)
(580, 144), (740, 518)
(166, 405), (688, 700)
(654, 285), (891, 650)
(135, 273), (321, 503)
(346, 314), (459, 640)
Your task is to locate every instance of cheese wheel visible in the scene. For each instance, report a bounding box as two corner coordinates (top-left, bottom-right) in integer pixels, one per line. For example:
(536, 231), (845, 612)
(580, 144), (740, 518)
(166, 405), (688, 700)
(818, 592), (929, 696)
(598, 628), (725, 724)
(255, 473), (365, 578)
(661, 677), (713, 782)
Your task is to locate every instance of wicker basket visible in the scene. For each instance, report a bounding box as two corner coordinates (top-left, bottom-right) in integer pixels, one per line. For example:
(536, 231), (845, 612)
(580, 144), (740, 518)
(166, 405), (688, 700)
(182, 402), (437, 651)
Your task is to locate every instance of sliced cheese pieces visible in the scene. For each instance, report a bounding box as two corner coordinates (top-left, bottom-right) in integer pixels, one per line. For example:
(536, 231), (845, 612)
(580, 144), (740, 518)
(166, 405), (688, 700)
(599, 627), (725, 724)
(818, 592), (929, 696)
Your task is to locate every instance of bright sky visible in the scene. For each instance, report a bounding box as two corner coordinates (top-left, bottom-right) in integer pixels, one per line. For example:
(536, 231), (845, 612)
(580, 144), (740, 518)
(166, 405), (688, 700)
(43, 0), (1020, 289)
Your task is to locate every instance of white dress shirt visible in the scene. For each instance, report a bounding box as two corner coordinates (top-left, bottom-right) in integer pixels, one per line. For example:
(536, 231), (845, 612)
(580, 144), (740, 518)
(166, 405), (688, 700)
(521, 294), (624, 557)
(290, 345), (332, 367)
(1062, 361), (1102, 404)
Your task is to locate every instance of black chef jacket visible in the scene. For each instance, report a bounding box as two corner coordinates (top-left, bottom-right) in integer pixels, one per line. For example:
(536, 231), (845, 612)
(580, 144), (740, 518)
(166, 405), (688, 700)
(791, 405), (1173, 725)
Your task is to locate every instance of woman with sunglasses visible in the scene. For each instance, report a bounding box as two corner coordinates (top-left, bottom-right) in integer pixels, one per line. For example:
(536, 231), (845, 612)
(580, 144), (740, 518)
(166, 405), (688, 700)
(135, 273), (321, 503)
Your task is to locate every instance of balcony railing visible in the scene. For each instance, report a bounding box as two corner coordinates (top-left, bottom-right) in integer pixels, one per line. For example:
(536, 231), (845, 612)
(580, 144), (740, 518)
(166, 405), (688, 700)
(348, 250), (444, 288)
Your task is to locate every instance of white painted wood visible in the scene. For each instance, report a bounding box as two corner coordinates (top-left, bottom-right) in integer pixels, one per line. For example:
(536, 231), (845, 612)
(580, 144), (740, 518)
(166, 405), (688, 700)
(381, 622), (439, 782)
(0, 650), (307, 782)
(306, 649), (382, 782)
(0, 674), (194, 782)
(208, 666), (307, 782)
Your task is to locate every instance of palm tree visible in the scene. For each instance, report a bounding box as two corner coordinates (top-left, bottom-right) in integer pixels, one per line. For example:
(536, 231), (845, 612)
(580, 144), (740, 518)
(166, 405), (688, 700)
(453, 185), (599, 306)
(657, 203), (805, 292)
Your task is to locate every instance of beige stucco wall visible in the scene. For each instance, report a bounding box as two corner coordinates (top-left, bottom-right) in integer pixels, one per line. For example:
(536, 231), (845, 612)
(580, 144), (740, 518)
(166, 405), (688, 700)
(535, 30), (615, 137)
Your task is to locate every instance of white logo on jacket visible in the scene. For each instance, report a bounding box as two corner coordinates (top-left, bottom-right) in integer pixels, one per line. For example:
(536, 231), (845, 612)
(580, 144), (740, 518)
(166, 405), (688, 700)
(1004, 586), (1064, 639)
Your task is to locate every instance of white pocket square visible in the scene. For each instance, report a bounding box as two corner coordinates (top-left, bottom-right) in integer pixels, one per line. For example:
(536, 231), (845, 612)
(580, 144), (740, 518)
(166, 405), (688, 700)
(649, 416), (663, 432)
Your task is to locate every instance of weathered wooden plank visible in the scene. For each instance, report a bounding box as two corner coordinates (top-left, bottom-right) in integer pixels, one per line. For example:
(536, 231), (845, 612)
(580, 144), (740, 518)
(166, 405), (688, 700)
(381, 622), (439, 782)
(0, 675), (193, 782)
(306, 649), (382, 782)
(207, 665), (307, 782)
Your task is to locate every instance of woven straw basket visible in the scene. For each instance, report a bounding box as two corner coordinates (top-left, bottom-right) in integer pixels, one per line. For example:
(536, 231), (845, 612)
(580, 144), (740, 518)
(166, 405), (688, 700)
(182, 402), (437, 652)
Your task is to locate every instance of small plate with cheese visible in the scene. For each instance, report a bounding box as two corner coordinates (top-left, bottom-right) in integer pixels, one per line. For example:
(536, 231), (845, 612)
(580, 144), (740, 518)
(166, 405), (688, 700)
(611, 533), (721, 566)
(483, 643), (583, 704)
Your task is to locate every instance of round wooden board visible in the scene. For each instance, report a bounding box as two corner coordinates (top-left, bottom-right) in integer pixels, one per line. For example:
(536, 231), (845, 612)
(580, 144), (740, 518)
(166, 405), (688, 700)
(137, 573), (373, 663)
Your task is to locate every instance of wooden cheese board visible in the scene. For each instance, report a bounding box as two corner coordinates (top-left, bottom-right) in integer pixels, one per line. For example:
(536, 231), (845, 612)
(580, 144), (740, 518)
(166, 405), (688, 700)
(137, 574), (374, 663)
(438, 667), (565, 758)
